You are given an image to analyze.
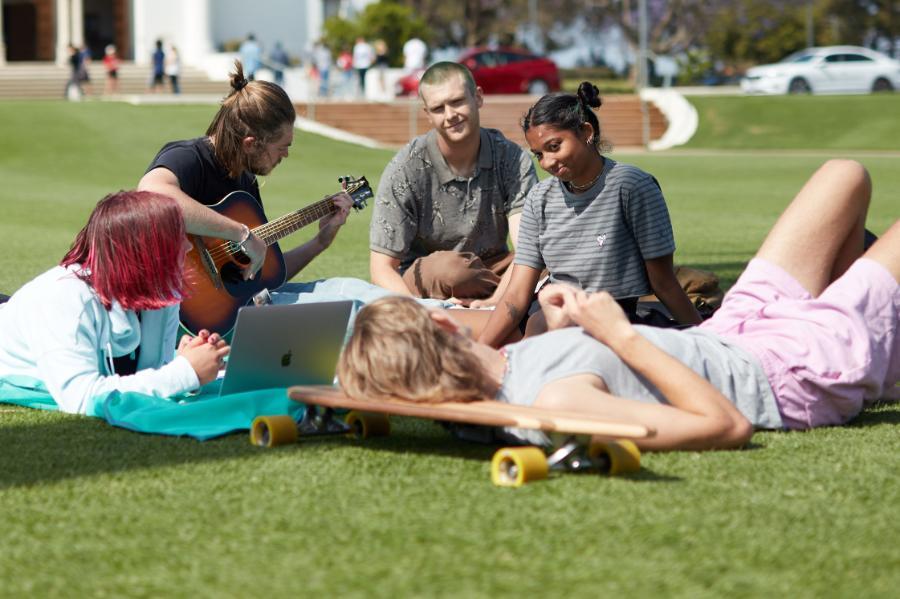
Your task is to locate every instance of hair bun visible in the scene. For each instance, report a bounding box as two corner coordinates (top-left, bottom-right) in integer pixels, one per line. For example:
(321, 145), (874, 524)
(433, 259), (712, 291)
(576, 82), (602, 109)
(229, 61), (250, 92)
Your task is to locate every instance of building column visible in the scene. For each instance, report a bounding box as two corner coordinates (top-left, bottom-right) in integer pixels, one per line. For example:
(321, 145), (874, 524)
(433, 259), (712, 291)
(132, 0), (146, 65)
(307, 0), (324, 49)
(70, 0), (83, 47)
(182, 0), (212, 67)
(55, 0), (71, 65)
(0, 0), (6, 66)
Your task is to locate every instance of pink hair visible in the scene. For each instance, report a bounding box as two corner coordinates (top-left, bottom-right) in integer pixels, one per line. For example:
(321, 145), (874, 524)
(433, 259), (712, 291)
(61, 190), (189, 311)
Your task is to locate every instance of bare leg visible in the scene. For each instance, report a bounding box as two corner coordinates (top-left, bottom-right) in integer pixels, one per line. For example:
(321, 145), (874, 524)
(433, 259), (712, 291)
(756, 159), (871, 297)
(862, 219), (900, 283)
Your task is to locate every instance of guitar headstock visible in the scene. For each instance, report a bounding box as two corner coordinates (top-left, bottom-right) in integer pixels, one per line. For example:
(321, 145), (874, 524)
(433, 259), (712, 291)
(338, 176), (373, 211)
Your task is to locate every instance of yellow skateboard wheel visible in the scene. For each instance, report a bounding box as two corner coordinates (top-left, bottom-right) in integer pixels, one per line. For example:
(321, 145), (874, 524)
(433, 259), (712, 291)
(345, 411), (391, 439)
(589, 439), (641, 475)
(250, 415), (298, 447)
(491, 447), (549, 487)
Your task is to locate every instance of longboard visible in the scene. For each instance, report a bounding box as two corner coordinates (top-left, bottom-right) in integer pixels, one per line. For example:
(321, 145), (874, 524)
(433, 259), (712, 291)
(249, 385), (656, 487)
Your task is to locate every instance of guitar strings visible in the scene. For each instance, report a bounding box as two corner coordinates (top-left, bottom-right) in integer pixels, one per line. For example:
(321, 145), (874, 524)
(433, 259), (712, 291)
(200, 181), (365, 262)
(203, 200), (338, 262)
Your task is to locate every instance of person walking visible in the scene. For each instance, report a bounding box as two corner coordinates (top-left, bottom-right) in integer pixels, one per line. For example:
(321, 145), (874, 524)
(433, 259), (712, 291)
(165, 45), (181, 94)
(239, 34), (262, 81)
(351, 37), (374, 97)
(269, 41), (290, 88)
(102, 44), (120, 95)
(311, 40), (332, 97)
(148, 39), (166, 93)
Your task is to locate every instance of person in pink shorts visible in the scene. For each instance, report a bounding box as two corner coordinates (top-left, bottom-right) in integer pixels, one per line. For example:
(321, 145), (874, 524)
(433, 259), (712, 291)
(697, 159), (898, 429)
(336, 159), (897, 452)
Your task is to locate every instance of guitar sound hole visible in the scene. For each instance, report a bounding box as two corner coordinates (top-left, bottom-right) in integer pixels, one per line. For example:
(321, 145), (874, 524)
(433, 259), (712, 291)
(221, 262), (244, 285)
(220, 261), (263, 297)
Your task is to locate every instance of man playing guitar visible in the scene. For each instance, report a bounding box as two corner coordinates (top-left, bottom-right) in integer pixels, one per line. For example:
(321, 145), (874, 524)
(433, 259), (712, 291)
(138, 60), (352, 286)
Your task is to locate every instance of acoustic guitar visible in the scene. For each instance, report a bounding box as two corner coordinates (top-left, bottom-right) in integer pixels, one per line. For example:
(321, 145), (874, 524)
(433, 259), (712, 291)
(179, 176), (372, 336)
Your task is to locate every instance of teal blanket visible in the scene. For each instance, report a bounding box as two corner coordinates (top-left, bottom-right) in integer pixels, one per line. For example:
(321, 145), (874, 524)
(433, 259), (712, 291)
(0, 378), (305, 441)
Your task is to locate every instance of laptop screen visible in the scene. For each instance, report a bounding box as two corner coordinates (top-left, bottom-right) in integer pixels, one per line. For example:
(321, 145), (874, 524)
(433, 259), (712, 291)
(219, 301), (353, 395)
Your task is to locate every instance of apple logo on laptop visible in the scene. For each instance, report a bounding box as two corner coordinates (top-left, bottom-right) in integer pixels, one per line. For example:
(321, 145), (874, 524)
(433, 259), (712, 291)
(280, 350), (292, 367)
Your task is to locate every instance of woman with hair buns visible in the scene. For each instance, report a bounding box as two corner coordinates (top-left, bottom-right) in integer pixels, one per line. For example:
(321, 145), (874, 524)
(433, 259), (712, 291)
(476, 82), (701, 348)
(138, 60), (353, 284)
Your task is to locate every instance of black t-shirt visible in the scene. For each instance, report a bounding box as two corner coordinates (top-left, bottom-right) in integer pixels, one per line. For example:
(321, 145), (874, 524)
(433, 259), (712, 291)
(144, 137), (262, 206)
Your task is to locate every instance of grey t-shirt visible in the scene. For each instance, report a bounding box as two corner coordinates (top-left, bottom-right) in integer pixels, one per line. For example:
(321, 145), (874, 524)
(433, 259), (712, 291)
(497, 326), (783, 446)
(515, 158), (675, 298)
(370, 128), (538, 271)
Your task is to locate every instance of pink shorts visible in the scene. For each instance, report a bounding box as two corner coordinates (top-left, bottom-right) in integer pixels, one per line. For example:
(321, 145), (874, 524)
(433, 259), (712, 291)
(700, 258), (899, 429)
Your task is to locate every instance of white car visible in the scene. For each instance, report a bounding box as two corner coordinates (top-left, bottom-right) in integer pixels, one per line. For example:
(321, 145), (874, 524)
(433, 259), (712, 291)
(740, 46), (900, 94)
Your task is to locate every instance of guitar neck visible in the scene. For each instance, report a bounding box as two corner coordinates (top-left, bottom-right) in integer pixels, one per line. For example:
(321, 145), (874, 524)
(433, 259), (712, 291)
(252, 196), (337, 246)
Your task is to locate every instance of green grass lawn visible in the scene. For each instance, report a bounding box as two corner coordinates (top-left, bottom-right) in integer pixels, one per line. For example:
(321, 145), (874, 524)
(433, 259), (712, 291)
(1, 100), (898, 597)
(686, 94), (900, 151)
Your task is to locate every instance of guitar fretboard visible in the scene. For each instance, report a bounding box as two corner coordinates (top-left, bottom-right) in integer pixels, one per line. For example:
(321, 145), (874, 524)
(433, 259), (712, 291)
(252, 196), (337, 246)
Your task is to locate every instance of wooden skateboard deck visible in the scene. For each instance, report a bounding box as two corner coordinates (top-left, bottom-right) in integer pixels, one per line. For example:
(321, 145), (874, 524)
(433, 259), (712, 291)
(287, 385), (654, 440)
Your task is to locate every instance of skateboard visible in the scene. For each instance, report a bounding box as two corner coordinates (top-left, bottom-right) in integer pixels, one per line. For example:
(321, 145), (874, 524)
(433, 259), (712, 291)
(250, 385), (655, 488)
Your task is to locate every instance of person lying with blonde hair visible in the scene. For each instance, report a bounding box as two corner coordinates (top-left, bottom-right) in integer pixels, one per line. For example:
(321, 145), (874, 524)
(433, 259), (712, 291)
(338, 160), (898, 451)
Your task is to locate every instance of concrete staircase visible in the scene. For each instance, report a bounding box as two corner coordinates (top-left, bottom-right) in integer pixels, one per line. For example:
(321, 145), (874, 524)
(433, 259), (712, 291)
(0, 61), (225, 98)
(295, 95), (666, 149)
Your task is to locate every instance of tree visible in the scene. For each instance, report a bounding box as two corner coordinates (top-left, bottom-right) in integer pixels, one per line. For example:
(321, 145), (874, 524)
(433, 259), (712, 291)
(824, 0), (900, 57)
(322, 16), (359, 56)
(322, 0), (431, 66)
(358, 1), (432, 66)
(705, 1), (811, 67)
(399, 0), (539, 48)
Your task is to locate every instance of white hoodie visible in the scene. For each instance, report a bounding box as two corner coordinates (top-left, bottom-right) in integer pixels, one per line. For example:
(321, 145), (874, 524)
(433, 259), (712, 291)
(0, 265), (199, 415)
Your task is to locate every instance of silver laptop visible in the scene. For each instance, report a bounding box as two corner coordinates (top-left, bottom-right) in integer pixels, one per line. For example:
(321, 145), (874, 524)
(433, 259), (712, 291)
(219, 301), (353, 395)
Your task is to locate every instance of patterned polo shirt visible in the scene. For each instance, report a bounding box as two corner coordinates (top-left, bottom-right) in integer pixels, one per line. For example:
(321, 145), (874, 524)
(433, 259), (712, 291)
(370, 128), (537, 271)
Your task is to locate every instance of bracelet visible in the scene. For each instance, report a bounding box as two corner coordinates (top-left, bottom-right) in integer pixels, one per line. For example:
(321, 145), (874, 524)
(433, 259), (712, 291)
(236, 224), (251, 252)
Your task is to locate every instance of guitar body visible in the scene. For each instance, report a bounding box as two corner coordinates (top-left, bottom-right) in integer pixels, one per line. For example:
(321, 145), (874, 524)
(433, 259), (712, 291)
(178, 176), (372, 337)
(180, 191), (287, 336)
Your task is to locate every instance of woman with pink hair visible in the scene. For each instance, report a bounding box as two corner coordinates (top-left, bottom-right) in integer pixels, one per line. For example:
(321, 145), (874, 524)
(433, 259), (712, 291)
(0, 191), (229, 415)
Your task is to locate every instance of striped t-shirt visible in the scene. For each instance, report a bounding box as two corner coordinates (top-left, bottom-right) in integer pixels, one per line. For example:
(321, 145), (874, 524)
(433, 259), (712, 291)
(515, 158), (675, 298)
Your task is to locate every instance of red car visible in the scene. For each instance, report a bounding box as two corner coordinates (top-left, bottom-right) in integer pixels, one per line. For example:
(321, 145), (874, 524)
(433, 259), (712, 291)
(397, 47), (561, 96)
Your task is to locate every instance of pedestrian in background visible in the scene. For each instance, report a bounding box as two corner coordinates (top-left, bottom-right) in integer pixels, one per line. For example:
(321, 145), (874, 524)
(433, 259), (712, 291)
(66, 44), (84, 99)
(312, 40), (332, 97)
(103, 44), (120, 95)
(336, 47), (354, 98)
(239, 34), (262, 81)
(148, 39), (166, 93)
(403, 36), (427, 73)
(373, 39), (390, 97)
(352, 37), (374, 97)
(166, 45), (181, 94)
(269, 41), (290, 88)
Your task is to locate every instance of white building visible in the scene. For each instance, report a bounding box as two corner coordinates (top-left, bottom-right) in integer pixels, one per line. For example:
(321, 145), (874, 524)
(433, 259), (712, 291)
(0, 0), (373, 67)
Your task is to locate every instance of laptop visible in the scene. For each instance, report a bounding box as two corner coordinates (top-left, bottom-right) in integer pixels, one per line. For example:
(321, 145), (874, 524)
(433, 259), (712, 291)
(218, 301), (353, 395)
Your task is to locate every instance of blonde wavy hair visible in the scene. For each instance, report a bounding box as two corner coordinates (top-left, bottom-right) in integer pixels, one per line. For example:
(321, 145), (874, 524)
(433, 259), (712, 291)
(337, 297), (497, 403)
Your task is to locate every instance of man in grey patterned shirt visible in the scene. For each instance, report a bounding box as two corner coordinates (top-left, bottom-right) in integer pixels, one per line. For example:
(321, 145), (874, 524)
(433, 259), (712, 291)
(369, 62), (537, 303)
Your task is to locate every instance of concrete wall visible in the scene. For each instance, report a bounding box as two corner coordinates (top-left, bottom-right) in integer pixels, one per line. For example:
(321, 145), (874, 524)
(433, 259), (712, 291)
(132, 0), (212, 66)
(210, 0), (320, 63)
